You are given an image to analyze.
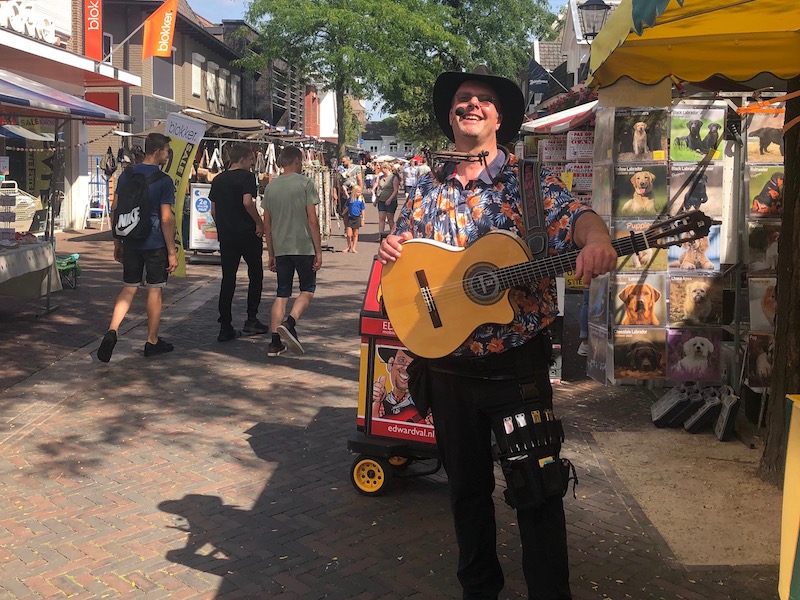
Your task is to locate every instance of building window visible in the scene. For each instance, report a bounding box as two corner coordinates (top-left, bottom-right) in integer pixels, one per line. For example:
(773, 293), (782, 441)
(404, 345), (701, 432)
(102, 33), (112, 64)
(152, 51), (175, 100)
(207, 61), (218, 103)
(404, 143), (412, 153)
(219, 68), (229, 106)
(191, 53), (206, 97)
(231, 75), (240, 109)
(389, 142), (397, 153)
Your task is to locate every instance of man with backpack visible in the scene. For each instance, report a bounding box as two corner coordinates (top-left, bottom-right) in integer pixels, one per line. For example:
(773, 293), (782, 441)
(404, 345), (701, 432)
(98, 133), (176, 362)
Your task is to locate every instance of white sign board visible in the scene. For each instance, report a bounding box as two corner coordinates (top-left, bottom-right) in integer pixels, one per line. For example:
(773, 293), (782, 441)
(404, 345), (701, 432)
(566, 131), (595, 161)
(188, 183), (219, 251)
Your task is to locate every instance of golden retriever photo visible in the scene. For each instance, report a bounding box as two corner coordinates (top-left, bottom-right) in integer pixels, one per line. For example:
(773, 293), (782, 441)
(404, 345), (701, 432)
(668, 275), (723, 326)
(621, 170), (656, 214)
(617, 282), (662, 325)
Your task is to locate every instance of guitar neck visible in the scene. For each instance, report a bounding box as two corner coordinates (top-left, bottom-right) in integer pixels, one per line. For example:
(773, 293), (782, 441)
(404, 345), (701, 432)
(500, 234), (642, 289)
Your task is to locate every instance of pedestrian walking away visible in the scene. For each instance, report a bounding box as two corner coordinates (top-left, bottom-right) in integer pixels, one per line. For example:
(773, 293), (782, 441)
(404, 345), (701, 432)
(208, 144), (269, 342)
(378, 66), (618, 600)
(403, 159), (418, 198)
(98, 132), (178, 363)
(261, 145), (323, 357)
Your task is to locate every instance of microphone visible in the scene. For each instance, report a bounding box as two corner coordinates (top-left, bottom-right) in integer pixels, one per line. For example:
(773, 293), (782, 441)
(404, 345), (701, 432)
(455, 107), (466, 117)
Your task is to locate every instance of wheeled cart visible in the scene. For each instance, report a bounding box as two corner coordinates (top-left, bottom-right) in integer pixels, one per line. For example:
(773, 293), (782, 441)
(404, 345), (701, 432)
(347, 258), (441, 496)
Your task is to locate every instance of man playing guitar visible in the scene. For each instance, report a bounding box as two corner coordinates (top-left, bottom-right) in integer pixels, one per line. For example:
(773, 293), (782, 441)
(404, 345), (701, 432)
(377, 66), (617, 600)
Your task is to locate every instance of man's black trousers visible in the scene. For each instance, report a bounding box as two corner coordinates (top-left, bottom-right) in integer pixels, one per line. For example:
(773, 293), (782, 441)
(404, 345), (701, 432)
(425, 337), (572, 600)
(218, 234), (263, 325)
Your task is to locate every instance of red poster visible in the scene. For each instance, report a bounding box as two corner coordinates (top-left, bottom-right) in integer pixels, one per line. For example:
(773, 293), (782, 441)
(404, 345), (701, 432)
(84, 0), (103, 61)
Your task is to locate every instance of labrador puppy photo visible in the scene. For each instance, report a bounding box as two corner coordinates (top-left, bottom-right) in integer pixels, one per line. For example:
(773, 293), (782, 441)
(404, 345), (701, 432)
(703, 123), (722, 151)
(614, 332), (666, 380)
(618, 122), (634, 154)
(750, 127), (785, 156)
(682, 173), (708, 211)
(686, 119), (705, 152)
(618, 283), (661, 325)
(621, 170), (656, 214)
(632, 121), (649, 155)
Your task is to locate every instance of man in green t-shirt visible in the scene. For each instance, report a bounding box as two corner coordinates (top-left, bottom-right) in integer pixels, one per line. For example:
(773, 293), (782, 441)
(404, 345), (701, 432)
(261, 146), (322, 357)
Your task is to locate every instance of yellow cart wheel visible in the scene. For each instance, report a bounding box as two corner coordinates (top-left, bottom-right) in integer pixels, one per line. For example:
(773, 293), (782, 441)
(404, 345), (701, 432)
(388, 456), (413, 470)
(350, 455), (393, 496)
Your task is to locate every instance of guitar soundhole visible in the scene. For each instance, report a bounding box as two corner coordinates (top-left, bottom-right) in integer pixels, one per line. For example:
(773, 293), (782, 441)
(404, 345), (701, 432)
(464, 263), (502, 306)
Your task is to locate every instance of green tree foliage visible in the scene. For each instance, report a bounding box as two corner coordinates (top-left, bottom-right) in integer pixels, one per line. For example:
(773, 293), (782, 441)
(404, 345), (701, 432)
(243, 0), (463, 158)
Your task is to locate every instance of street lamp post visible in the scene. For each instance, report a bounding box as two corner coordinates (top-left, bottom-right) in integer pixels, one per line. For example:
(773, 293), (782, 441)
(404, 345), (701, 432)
(578, 0), (611, 41)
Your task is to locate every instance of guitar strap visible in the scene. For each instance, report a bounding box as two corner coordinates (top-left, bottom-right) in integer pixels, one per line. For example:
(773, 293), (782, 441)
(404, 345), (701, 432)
(518, 159), (548, 260)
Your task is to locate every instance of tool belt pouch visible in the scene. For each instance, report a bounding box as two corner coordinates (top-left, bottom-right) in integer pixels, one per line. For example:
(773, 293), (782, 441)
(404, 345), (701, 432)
(493, 407), (576, 510)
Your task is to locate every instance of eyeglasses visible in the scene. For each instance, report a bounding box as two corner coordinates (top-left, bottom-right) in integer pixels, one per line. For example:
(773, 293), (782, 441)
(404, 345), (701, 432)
(454, 93), (497, 108)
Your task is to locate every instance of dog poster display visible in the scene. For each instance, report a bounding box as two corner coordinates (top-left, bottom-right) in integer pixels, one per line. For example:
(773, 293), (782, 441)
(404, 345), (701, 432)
(613, 327), (666, 380)
(613, 108), (669, 163)
(591, 163), (614, 216)
(667, 223), (721, 272)
(587, 324), (608, 383)
(668, 275), (723, 326)
(745, 102), (785, 163)
(747, 221), (781, 273)
(593, 106), (615, 163)
(748, 165), (784, 218)
(612, 163), (668, 217)
(747, 333), (774, 388)
(588, 273), (609, 328)
(666, 328), (722, 382)
(748, 276), (777, 331)
(613, 273), (666, 326)
(669, 103), (726, 162)
(612, 219), (667, 272)
(667, 163), (724, 217)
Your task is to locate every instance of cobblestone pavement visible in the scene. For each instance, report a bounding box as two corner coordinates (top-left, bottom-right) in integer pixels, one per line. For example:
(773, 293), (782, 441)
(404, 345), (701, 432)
(0, 211), (779, 599)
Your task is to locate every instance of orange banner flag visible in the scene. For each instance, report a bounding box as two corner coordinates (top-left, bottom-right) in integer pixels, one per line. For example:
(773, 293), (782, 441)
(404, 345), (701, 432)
(142, 0), (178, 61)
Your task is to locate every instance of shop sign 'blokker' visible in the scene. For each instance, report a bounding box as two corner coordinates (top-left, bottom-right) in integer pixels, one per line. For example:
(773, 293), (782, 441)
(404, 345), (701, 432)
(142, 0), (178, 61)
(0, 0), (70, 47)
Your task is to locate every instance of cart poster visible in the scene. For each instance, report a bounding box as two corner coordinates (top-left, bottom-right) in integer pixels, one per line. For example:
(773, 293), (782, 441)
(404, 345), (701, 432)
(613, 327), (666, 380)
(667, 223), (721, 272)
(747, 333), (775, 388)
(666, 327), (722, 383)
(670, 103), (726, 162)
(748, 164), (784, 218)
(747, 220), (781, 273)
(612, 273), (666, 327)
(369, 341), (435, 443)
(188, 183), (218, 251)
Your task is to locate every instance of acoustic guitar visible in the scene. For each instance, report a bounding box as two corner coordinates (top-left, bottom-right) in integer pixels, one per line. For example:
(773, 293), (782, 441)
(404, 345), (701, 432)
(381, 210), (715, 359)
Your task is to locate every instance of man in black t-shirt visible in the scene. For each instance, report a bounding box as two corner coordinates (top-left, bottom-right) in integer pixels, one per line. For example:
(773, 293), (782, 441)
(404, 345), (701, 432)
(209, 144), (268, 342)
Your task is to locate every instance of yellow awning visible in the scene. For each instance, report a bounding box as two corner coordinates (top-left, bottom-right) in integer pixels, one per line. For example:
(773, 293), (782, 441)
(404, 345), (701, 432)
(589, 0), (800, 89)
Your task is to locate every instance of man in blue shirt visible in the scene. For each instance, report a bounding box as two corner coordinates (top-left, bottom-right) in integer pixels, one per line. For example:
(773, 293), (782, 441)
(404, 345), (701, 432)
(98, 133), (177, 362)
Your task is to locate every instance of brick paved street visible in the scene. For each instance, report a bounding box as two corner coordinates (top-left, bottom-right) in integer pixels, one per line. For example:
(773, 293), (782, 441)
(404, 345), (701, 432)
(0, 210), (780, 599)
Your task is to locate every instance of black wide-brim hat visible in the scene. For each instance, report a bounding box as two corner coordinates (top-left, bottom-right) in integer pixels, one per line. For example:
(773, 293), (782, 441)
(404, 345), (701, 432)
(433, 65), (525, 145)
(377, 346), (417, 364)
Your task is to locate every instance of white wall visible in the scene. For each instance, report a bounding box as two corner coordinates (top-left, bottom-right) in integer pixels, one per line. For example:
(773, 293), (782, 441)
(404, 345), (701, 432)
(318, 89), (337, 139)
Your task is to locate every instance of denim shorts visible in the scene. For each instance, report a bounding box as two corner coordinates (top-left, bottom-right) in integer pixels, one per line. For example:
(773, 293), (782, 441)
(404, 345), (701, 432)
(377, 200), (397, 213)
(122, 245), (168, 288)
(275, 255), (316, 297)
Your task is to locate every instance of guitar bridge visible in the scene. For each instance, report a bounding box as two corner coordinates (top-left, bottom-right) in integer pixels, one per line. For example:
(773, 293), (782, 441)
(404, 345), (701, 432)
(415, 270), (442, 329)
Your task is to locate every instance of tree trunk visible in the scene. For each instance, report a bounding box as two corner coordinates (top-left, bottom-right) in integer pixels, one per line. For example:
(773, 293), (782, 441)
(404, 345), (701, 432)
(759, 75), (800, 486)
(335, 80), (346, 160)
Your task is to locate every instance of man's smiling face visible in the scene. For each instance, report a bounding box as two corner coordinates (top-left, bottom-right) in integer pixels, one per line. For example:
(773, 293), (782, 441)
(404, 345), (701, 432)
(449, 80), (502, 145)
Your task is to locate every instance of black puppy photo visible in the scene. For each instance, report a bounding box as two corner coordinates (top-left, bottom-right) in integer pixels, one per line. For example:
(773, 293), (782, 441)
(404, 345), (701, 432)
(703, 123), (722, 151)
(685, 119), (705, 152)
(683, 173), (709, 211)
(618, 122), (634, 154)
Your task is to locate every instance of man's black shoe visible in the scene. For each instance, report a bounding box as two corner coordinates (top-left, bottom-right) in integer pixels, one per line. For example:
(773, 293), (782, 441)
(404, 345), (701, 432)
(267, 342), (287, 357)
(217, 325), (242, 342)
(97, 330), (117, 363)
(242, 318), (269, 336)
(144, 337), (174, 357)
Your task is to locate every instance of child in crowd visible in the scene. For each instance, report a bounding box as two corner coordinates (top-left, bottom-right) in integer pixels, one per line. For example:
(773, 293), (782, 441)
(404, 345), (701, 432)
(345, 184), (366, 253)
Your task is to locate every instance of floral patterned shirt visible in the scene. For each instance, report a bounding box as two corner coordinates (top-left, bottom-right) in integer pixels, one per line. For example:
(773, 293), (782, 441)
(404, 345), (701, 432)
(394, 154), (592, 358)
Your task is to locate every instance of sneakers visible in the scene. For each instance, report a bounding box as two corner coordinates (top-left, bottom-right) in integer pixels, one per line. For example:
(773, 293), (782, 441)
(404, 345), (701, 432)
(277, 321), (304, 355)
(217, 325), (241, 342)
(144, 337), (174, 357)
(577, 341), (589, 357)
(97, 330), (118, 363)
(267, 342), (287, 357)
(242, 318), (269, 336)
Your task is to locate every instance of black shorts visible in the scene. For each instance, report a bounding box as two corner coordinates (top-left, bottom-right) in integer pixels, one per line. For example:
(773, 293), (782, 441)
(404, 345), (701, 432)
(345, 214), (362, 229)
(122, 245), (169, 288)
(377, 200), (397, 213)
(275, 255), (316, 297)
